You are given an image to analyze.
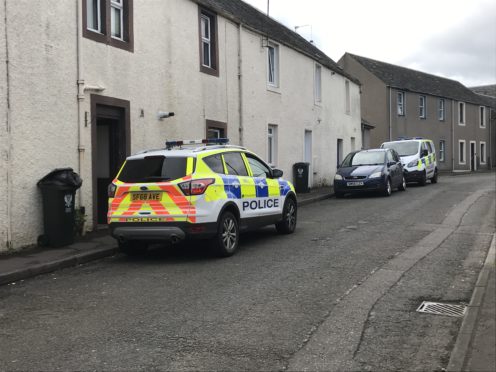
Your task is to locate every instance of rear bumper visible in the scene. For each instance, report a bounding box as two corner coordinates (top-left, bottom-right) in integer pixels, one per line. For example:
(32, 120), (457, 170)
(110, 222), (217, 243)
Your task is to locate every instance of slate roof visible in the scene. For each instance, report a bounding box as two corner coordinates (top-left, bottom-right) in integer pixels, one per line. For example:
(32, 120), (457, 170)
(193, 0), (359, 84)
(471, 84), (496, 98)
(346, 53), (490, 106)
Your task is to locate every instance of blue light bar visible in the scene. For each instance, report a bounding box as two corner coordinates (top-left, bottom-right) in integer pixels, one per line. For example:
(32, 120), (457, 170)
(165, 138), (230, 149)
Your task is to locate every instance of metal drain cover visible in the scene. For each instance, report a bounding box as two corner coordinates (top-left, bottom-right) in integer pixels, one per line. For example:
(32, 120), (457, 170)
(417, 301), (467, 317)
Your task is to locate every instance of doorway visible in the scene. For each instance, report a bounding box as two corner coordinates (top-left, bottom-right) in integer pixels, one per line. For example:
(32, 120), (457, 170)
(337, 138), (344, 167)
(91, 95), (130, 227)
(470, 141), (476, 171)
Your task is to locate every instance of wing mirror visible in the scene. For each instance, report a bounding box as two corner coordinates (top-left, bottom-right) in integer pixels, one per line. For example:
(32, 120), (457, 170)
(421, 149), (428, 157)
(272, 168), (284, 178)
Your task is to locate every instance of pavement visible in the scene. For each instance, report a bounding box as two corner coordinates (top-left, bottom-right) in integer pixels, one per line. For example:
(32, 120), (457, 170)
(0, 184), (494, 371)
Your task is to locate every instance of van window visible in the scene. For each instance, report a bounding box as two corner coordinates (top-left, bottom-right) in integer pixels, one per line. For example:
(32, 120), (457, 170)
(381, 141), (419, 156)
(118, 156), (188, 182)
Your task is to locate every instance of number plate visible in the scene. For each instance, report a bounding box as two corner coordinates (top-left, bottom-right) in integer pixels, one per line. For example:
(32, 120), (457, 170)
(131, 192), (162, 201)
(347, 181), (364, 186)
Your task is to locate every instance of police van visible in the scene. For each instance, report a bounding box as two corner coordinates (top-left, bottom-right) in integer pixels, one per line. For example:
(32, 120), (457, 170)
(380, 138), (438, 185)
(107, 138), (297, 257)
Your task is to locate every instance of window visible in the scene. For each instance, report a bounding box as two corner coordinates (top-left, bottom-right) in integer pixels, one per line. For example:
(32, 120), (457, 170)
(397, 92), (405, 116)
(83, 0), (133, 52)
(459, 140), (466, 164)
(419, 95), (426, 118)
(223, 152), (248, 176)
(438, 99), (445, 121)
(199, 9), (218, 75)
(351, 137), (356, 151)
(458, 102), (466, 125)
(345, 80), (351, 114)
(439, 140), (445, 162)
(267, 43), (279, 87)
(480, 142), (486, 164)
(204, 154), (225, 174)
(118, 156), (187, 183)
(246, 154), (271, 178)
(267, 125), (278, 165)
(314, 64), (322, 103)
(479, 106), (486, 128)
(206, 120), (226, 139)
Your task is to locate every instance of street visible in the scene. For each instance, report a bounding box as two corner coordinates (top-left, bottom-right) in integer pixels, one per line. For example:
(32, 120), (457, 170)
(0, 173), (495, 371)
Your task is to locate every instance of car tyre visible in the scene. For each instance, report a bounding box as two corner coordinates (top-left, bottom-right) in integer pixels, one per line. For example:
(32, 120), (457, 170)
(398, 175), (407, 191)
(431, 169), (438, 184)
(276, 197), (297, 234)
(211, 211), (239, 257)
(383, 178), (392, 197)
(119, 241), (148, 256)
(419, 171), (427, 186)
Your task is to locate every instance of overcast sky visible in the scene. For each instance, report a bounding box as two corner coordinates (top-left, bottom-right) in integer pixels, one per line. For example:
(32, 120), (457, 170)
(243, 0), (496, 87)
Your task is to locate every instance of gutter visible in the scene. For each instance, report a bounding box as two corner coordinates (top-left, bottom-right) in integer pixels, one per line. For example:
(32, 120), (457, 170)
(388, 86), (392, 141)
(76, 0), (84, 209)
(3, 0), (12, 249)
(451, 99), (455, 171)
(237, 23), (244, 146)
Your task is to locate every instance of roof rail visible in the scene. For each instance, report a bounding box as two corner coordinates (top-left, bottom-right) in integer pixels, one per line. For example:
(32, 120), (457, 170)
(192, 144), (246, 152)
(165, 138), (229, 150)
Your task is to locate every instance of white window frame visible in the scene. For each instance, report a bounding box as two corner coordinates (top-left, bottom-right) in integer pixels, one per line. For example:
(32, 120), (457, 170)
(458, 140), (466, 164)
(479, 106), (486, 128)
(267, 43), (279, 87)
(111, 0), (124, 40)
(419, 95), (426, 119)
(458, 102), (466, 125)
(397, 92), (405, 116)
(200, 15), (212, 68)
(345, 80), (351, 114)
(480, 141), (486, 164)
(267, 124), (278, 166)
(314, 64), (322, 104)
(438, 99), (445, 121)
(439, 140), (445, 162)
(86, 0), (101, 33)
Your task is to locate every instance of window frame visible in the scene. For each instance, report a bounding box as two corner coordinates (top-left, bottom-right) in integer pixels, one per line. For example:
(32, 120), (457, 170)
(419, 95), (426, 119)
(438, 98), (445, 121)
(314, 64), (322, 104)
(206, 119), (227, 139)
(267, 42), (279, 88)
(458, 102), (466, 125)
(479, 106), (486, 128)
(222, 151), (249, 177)
(397, 91), (405, 116)
(458, 140), (466, 164)
(110, 0), (124, 40)
(83, 0), (133, 52)
(198, 8), (219, 76)
(439, 140), (445, 162)
(267, 124), (278, 166)
(245, 153), (272, 178)
(345, 80), (351, 114)
(480, 141), (486, 164)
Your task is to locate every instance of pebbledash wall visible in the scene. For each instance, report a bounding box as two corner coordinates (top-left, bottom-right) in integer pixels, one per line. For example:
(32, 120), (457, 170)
(0, 0), (361, 252)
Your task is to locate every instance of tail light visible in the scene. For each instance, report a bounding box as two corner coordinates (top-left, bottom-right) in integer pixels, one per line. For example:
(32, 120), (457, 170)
(179, 178), (215, 196)
(108, 183), (117, 198)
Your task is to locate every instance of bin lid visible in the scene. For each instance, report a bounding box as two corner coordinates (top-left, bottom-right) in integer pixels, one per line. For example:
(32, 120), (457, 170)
(37, 168), (83, 189)
(293, 162), (310, 167)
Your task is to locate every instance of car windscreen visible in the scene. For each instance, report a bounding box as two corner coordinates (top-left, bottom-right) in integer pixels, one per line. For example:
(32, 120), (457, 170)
(341, 151), (386, 167)
(382, 141), (419, 156)
(118, 156), (188, 182)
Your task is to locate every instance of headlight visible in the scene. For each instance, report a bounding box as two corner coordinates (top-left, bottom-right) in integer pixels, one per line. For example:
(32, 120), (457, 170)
(407, 159), (418, 168)
(369, 171), (382, 178)
(334, 174), (343, 180)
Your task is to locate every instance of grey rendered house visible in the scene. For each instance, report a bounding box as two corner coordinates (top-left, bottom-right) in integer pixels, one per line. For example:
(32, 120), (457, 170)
(471, 85), (496, 168)
(339, 53), (494, 172)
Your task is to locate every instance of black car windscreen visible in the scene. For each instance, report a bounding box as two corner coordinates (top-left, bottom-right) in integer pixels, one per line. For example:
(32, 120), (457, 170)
(118, 156), (188, 182)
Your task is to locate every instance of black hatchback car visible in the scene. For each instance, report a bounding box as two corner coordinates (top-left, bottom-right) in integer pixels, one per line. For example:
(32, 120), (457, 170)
(333, 148), (406, 197)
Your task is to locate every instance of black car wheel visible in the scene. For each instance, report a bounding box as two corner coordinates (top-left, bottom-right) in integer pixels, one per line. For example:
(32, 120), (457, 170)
(431, 169), (438, 184)
(419, 171), (427, 186)
(276, 197), (297, 234)
(383, 178), (392, 197)
(398, 175), (407, 191)
(211, 211), (239, 257)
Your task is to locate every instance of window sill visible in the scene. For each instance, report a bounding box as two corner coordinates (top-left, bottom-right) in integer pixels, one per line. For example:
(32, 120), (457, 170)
(479, 126), (486, 129)
(267, 85), (281, 94)
(458, 123), (466, 126)
(200, 65), (219, 77)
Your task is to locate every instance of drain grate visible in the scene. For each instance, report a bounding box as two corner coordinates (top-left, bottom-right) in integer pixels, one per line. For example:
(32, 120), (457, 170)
(417, 301), (467, 317)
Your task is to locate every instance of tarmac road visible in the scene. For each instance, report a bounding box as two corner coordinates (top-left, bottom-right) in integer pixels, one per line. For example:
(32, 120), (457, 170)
(0, 173), (494, 371)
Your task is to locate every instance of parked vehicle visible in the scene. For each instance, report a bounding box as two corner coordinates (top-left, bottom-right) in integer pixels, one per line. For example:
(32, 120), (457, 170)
(107, 138), (297, 257)
(333, 149), (406, 197)
(380, 138), (438, 185)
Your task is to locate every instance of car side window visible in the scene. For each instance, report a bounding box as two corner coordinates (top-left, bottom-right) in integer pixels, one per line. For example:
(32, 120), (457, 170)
(245, 154), (271, 178)
(422, 142), (429, 154)
(427, 142), (434, 154)
(203, 154), (225, 174)
(223, 152), (249, 176)
(391, 150), (400, 162)
(387, 150), (394, 163)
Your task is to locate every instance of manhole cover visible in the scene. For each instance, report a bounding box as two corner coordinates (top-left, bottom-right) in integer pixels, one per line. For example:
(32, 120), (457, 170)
(417, 301), (467, 317)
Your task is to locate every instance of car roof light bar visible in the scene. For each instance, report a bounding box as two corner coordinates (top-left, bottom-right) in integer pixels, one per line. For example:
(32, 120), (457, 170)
(165, 138), (229, 149)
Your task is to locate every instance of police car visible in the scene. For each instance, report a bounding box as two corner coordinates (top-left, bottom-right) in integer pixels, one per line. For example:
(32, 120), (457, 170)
(380, 138), (438, 185)
(107, 138), (297, 257)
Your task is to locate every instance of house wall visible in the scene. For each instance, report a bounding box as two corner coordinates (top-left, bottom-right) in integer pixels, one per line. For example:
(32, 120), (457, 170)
(0, 1), (8, 249)
(0, 0), (361, 251)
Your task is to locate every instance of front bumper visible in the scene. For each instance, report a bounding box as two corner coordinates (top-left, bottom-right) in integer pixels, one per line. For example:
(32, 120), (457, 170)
(403, 169), (424, 182)
(334, 177), (385, 194)
(110, 222), (217, 243)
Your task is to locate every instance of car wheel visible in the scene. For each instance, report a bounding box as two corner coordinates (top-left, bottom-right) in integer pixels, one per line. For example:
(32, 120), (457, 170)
(431, 169), (438, 184)
(276, 197), (297, 234)
(398, 175), (407, 191)
(119, 241), (148, 256)
(419, 171), (427, 186)
(211, 211), (239, 257)
(383, 178), (392, 197)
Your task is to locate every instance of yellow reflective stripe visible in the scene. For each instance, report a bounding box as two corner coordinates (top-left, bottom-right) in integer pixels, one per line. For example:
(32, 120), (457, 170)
(267, 179), (280, 197)
(240, 153), (253, 177)
(186, 157), (194, 175)
(241, 177), (256, 197)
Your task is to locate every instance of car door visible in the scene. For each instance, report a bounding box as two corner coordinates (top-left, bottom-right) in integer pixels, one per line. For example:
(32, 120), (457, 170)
(387, 150), (401, 187)
(244, 153), (283, 218)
